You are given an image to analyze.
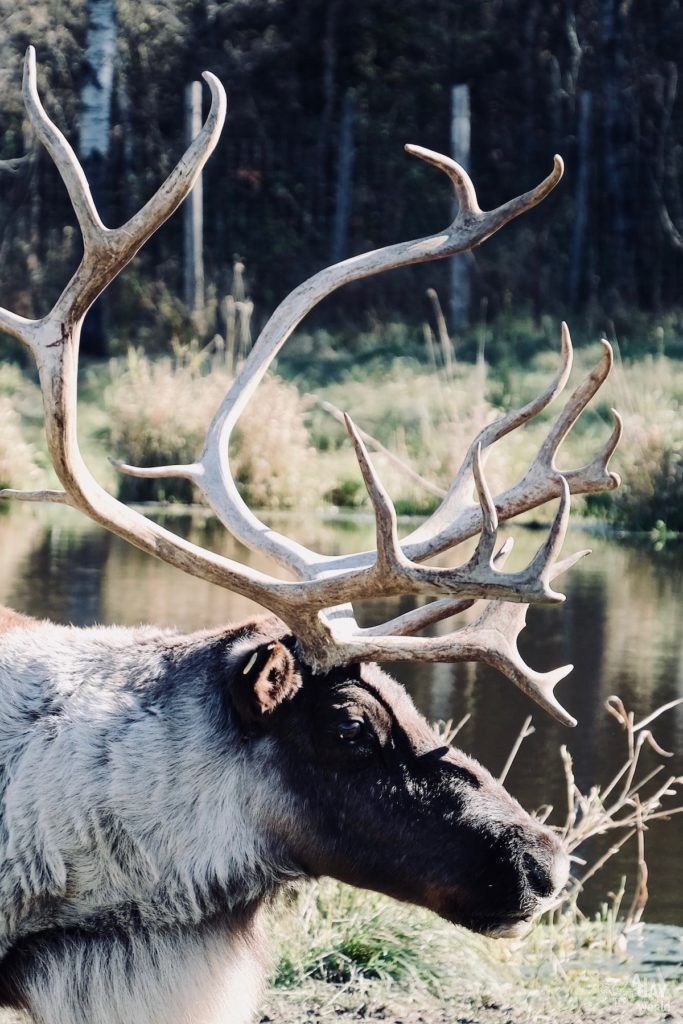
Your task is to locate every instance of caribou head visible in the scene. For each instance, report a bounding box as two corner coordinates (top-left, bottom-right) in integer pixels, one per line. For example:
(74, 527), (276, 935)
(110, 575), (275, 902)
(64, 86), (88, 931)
(226, 620), (569, 939)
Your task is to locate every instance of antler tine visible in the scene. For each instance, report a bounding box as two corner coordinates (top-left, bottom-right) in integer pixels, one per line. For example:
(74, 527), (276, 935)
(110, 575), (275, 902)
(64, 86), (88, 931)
(123, 71), (226, 248)
(405, 145), (481, 216)
(564, 408), (622, 493)
(21, 48), (227, 326)
(534, 340), (615, 474)
(0, 306), (34, 346)
(469, 601), (576, 726)
(344, 414), (407, 578)
(0, 488), (73, 506)
(469, 443), (499, 565)
(359, 598), (475, 638)
(23, 46), (103, 250)
(523, 476), (589, 594)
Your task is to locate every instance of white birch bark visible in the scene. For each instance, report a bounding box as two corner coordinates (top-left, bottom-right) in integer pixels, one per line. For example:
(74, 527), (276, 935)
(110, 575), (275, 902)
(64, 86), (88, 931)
(79, 0), (117, 162)
(184, 81), (205, 326)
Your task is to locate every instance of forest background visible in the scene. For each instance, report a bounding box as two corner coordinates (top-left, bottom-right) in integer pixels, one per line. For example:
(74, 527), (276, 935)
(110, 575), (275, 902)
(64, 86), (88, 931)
(1, 0), (682, 360)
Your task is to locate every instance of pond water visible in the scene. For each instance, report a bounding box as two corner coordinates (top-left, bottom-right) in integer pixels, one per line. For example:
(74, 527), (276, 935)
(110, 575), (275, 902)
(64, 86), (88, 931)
(0, 506), (681, 932)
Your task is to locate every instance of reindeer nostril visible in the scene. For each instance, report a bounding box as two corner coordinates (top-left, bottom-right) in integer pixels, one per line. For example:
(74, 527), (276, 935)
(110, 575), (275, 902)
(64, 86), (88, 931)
(522, 851), (555, 898)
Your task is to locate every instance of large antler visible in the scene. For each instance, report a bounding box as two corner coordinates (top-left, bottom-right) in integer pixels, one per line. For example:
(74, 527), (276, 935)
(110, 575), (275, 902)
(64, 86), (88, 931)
(0, 49), (620, 727)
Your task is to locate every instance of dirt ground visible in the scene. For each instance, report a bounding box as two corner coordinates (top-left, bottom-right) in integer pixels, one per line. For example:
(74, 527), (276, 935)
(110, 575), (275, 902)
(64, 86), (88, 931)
(262, 1009), (681, 1024)
(1, 981), (681, 1023)
(260, 982), (683, 1024)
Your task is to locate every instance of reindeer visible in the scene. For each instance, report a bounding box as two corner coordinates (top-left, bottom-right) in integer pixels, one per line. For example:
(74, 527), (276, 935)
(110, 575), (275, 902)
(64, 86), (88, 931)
(0, 49), (621, 1024)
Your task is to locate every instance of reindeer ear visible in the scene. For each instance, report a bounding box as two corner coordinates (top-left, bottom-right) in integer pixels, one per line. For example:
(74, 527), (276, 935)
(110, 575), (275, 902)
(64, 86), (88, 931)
(228, 638), (303, 727)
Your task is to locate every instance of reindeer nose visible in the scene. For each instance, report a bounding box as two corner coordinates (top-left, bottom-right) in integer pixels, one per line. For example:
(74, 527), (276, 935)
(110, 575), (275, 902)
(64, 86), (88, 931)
(523, 851), (555, 897)
(523, 837), (569, 899)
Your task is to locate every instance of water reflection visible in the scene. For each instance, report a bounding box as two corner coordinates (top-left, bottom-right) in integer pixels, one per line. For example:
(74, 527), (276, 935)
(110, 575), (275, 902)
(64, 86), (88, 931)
(0, 507), (681, 925)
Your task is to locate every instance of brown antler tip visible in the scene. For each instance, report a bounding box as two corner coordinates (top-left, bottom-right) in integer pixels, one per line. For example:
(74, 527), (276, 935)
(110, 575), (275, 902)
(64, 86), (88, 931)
(552, 154), (564, 179)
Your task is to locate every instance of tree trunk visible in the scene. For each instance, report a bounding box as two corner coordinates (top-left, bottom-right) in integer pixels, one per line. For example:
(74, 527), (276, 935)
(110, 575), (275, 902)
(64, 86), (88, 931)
(570, 90), (592, 308)
(329, 90), (356, 264)
(315, 0), (340, 229)
(183, 81), (205, 331)
(79, 0), (117, 357)
(450, 84), (471, 336)
(600, 0), (633, 305)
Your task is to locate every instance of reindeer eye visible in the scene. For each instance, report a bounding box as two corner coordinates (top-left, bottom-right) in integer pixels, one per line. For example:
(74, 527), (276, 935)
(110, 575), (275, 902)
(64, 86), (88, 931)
(336, 720), (364, 742)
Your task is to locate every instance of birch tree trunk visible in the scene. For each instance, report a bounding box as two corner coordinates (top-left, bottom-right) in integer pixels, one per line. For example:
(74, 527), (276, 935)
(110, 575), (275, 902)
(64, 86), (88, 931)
(79, 0), (117, 356)
(183, 81), (205, 331)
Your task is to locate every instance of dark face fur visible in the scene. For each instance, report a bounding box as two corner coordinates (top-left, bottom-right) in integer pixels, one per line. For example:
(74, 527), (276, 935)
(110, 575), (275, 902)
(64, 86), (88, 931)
(227, 631), (569, 938)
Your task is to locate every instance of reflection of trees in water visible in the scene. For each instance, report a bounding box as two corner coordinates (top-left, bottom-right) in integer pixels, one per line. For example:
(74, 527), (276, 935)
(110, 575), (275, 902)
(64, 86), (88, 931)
(6, 518), (111, 625)
(0, 512), (44, 612)
(598, 542), (683, 705)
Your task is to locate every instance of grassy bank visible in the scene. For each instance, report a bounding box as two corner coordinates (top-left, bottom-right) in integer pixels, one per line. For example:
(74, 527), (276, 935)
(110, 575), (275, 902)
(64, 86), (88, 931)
(2, 336), (683, 535)
(261, 879), (681, 1024)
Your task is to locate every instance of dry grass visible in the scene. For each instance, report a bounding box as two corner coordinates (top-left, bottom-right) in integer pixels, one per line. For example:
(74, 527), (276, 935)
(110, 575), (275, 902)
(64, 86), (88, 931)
(598, 352), (683, 531)
(3, 338), (683, 531)
(309, 341), (618, 517)
(102, 345), (315, 509)
(0, 365), (42, 491)
(311, 343), (683, 531)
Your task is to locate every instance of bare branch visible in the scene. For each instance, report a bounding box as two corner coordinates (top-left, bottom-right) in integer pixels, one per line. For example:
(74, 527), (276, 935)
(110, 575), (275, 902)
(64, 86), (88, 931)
(499, 715), (535, 784)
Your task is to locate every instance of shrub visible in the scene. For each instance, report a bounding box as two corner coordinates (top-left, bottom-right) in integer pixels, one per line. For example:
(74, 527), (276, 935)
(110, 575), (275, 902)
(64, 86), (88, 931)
(590, 354), (683, 532)
(609, 426), (683, 532)
(103, 347), (315, 509)
(0, 365), (42, 495)
(0, 395), (40, 492)
(323, 477), (366, 509)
